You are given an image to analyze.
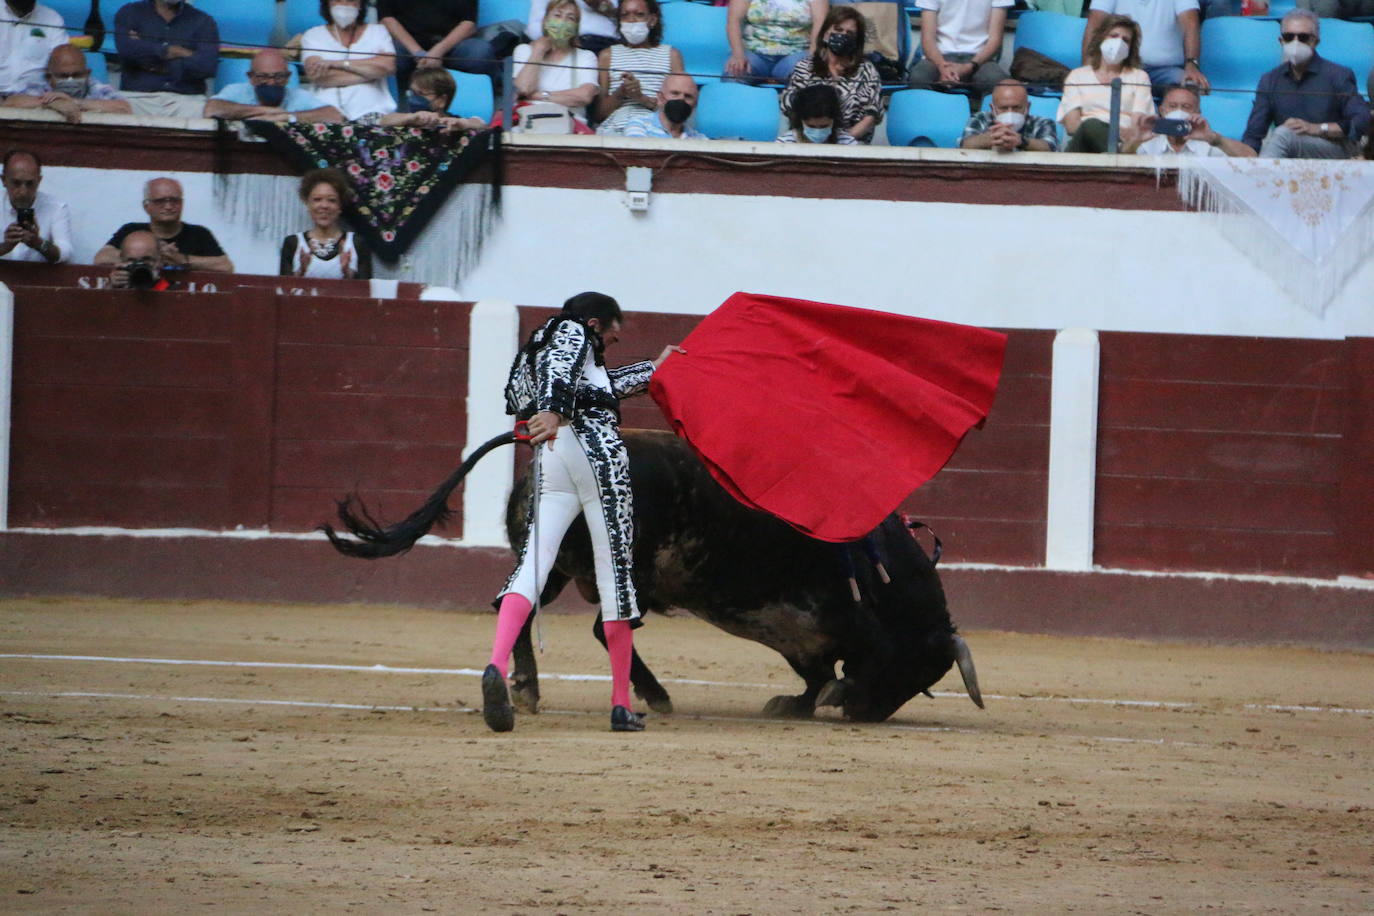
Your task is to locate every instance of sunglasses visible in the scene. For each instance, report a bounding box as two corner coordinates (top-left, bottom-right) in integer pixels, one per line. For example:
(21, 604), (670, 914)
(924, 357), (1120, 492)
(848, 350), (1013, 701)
(1280, 32), (1316, 43)
(146, 197), (183, 206)
(249, 71), (291, 82)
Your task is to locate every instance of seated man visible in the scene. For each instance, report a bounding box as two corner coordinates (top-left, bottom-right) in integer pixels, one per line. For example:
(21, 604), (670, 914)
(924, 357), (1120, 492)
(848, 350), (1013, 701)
(907, 0), (1012, 98)
(1, 149), (71, 264)
(4, 45), (134, 123)
(1084, 0), (1208, 92)
(1242, 10), (1368, 159)
(203, 48), (343, 123)
(371, 67), (486, 131)
(622, 74), (706, 140)
(1127, 84), (1255, 156)
(959, 79), (1059, 152)
(92, 177), (234, 273)
(113, 0), (219, 119)
(109, 229), (174, 290)
(0, 0), (67, 93)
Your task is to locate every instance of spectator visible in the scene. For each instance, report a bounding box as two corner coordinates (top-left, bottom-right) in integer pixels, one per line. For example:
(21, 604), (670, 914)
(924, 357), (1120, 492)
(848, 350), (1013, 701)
(777, 82), (856, 143)
(204, 48), (343, 123)
(1084, 0), (1207, 93)
(780, 7), (882, 143)
(279, 169), (373, 280)
(4, 44), (134, 122)
(527, 0), (622, 56)
(960, 78), (1060, 152)
(1058, 14), (1154, 153)
(93, 177), (234, 273)
(373, 67), (486, 129)
(109, 229), (175, 290)
(622, 73), (706, 138)
(113, 0), (219, 118)
(724, 0), (827, 84)
(0, 0), (67, 93)
(298, 0), (398, 120)
(1125, 84), (1255, 155)
(595, 0), (682, 135)
(907, 0), (1012, 98)
(511, 0), (600, 127)
(1243, 10), (1368, 159)
(379, 0), (499, 108)
(1, 150), (70, 264)
(1299, 0), (1374, 20)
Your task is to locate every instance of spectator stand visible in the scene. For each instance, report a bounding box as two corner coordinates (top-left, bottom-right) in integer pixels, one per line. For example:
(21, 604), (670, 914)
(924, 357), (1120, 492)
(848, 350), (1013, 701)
(1202, 17), (1278, 94)
(1011, 10), (1085, 96)
(886, 87), (969, 146)
(661, 1), (731, 83)
(695, 82), (782, 140)
(447, 69), (496, 123)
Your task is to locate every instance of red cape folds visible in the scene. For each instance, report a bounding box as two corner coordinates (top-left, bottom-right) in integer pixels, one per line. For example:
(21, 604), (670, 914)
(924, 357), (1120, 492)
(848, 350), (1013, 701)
(648, 293), (1007, 543)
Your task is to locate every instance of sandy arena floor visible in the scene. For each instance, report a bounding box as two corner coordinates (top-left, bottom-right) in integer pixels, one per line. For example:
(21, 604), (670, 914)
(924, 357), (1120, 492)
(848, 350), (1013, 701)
(1, 597), (1371, 914)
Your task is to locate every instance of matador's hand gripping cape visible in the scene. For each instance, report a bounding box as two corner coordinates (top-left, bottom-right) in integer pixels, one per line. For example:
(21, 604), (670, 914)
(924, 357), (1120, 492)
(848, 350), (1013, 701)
(648, 293), (1007, 543)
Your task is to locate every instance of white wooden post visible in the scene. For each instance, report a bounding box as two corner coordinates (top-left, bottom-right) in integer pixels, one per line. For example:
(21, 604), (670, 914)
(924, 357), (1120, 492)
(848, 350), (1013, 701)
(1045, 327), (1100, 570)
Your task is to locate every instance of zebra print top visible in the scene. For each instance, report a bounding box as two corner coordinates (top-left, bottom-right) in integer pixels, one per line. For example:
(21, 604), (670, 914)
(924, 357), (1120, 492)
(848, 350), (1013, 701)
(596, 43), (677, 136)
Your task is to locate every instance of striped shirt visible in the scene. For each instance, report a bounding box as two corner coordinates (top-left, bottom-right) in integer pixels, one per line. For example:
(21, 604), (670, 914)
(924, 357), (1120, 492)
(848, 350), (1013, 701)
(596, 43), (676, 136)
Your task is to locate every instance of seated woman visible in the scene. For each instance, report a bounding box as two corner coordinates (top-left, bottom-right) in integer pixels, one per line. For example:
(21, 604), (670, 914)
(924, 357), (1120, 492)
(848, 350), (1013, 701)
(279, 168), (373, 280)
(777, 82), (856, 144)
(1057, 14), (1154, 154)
(779, 7), (881, 143)
(373, 68), (487, 131)
(298, 0), (398, 120)
(511, 0), (601, 130)
(594, 0), (682, 135)
(725, 0), (828, 84)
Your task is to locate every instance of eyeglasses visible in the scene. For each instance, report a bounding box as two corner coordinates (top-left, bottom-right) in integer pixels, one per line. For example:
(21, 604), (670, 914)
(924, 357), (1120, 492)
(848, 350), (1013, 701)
(1280, 32), (1316, 43)
(145, 196), (183, 206)
(249, 71), (291, 82)
(49, 69), (89, 79)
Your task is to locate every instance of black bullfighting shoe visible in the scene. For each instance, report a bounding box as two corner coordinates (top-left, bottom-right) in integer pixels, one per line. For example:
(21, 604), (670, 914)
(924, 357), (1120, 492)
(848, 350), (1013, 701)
(610, 705), (645, 732)
(482, 664), (515, 733)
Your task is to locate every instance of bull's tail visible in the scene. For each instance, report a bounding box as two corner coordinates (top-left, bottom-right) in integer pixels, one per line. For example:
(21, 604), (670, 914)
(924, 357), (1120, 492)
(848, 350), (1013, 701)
(321, 431), (516, 559)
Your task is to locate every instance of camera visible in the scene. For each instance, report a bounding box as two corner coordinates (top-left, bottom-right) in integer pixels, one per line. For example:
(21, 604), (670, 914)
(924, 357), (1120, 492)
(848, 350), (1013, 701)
(15, 207), (36, 228)
(122, 257), (159, 290)
(1152, 117), (1193, 138)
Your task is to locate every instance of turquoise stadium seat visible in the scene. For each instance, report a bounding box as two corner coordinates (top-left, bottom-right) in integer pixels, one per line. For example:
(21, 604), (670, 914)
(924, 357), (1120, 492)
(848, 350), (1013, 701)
(1202, 17), (1279, 92)
(1201, 92), (1254, 143)
(1026, 93), (1066, 147)
(1012, 11), (1086, 70)
(85, 50), (109, 83)
(194, 0), (277, 48)
(447, 69), (496, 122)
(287, 0), (324, 41)
(695, 82), (780, 140)
(662, 2), (730, 83)
(477, 0), (530, 28)
(886, 88), (969, 147)
(43, 0), (88, 32)
(1313, 19), (1374, 84)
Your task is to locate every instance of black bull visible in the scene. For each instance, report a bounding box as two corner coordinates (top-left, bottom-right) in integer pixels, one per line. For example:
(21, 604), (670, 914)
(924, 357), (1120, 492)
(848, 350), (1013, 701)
(324, 429), (983, 723)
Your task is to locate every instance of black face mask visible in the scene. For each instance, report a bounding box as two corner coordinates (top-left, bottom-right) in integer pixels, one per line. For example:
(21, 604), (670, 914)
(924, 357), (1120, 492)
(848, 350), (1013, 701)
(825, 31), (857, 57)
(254, 83), (287, 107)
(663, 98), (692, 124)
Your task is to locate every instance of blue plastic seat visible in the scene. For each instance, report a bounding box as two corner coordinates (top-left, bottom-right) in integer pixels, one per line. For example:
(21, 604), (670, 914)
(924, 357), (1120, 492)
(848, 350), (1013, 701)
(695, 82), (781, 140)
(1026, 93), (1066, 147)
(194, 0), (277, 48)
(447, 68), (496, 122)
(84, 50), (109, 83)
(661, 2), (730, 83)
(1012, 11), (1087, 69)
(1313, 19), (1374, 84)
(1202, 17), (1279, 92)
(44, 0), (90, 32)
(286, 0), (326, 42)
(886, 88), (970, 147)
(477, 0), (531, 28)
(1200, 92), (1255, 143)
(215, 56), (253, 91)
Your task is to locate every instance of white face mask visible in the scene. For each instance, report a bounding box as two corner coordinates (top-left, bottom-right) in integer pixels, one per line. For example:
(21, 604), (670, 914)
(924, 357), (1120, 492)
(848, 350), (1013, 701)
(1281, 39), (1314, 66)
(330, 4), (359, 27)
(1099, 36), (1128, 65)
(1163, 108), (1192, 121)
(995, 111), (1026, 131)
(620, 20), (650, 44)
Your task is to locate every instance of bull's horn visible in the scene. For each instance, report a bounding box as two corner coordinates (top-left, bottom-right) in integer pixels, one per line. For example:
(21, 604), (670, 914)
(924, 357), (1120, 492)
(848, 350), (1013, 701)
(952, 635), (985, 710)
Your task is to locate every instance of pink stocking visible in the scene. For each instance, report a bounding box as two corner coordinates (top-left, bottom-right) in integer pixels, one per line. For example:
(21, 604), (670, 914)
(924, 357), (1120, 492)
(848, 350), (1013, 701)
(603, 620), (634, 710)
(488, 593), (533, 678)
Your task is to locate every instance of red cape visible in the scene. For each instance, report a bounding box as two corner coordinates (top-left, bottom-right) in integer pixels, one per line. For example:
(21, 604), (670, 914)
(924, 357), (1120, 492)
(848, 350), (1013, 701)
(649, 293), (1007, 543)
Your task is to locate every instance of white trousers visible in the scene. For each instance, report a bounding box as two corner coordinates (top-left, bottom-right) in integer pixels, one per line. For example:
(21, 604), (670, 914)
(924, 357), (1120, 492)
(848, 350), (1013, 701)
(500, 428), (632, 623)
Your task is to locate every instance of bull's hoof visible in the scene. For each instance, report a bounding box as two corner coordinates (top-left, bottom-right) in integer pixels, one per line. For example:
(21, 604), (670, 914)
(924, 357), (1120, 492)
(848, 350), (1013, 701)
(510, 678), (540, 714)
(762, 694), (816, 718)
(815, 678), (851, 708)
(635, 685), (674, 715)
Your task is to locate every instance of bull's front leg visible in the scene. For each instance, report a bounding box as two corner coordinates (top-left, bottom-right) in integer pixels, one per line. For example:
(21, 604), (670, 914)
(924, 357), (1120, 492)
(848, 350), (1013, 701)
(591, 615), (674, 714)
(762, 654), (837, 719)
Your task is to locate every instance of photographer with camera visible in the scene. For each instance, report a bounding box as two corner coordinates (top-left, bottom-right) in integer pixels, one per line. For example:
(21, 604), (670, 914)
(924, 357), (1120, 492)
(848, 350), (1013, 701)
(109, 230), (174, 290)
(1, 149), (70, 264)
(1125, 85), (1255, 157)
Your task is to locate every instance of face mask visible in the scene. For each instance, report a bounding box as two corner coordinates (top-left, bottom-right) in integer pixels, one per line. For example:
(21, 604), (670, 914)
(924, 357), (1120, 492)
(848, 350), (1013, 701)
(662, 98), (692, 124)
(330, 4), (359, 27)
(52, 77), (90, 98)
(825, 31), (857, 57)
(1163, 108), (1192, 121)
(802, 124), (833, 143)
(544, 18), (576, 43)
(1099, 37), (1128, 65)
(1281, 39), (1313, 66)
(255, 83), (287, 107)
(995, 110), (1026, 131)
(620, 20), (650, 44)
(407, 91), (443, 113)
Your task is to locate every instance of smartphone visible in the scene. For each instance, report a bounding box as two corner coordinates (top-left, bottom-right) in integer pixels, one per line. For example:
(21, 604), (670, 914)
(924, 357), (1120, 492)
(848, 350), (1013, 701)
(1152, 118), (1193, 138)
(15, 207), (36, 227)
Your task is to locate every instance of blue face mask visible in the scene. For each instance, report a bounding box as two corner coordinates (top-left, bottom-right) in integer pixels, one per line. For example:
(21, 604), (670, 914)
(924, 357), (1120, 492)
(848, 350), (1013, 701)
(407, 92), (440, 113)
(254, 83), (287, 107)
(802, 124), (833, 143)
